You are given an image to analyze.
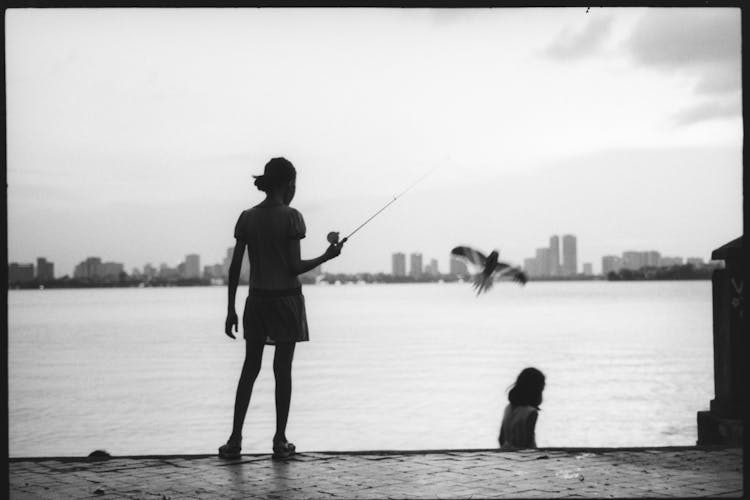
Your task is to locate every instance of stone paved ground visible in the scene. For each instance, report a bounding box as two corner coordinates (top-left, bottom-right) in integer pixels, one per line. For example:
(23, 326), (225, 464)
(8, 447), (743, 499)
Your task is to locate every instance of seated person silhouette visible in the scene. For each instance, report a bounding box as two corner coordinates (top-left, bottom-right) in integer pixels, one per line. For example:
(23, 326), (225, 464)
(499, 367), (545, 450)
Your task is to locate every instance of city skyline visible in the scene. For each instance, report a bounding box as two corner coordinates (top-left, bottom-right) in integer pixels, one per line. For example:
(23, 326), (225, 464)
(9, 237), (721, 282)
(7, 9), (741, 278)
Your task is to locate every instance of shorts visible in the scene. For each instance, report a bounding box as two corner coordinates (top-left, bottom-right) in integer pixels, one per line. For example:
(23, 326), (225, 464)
(243, 287), (309, 345)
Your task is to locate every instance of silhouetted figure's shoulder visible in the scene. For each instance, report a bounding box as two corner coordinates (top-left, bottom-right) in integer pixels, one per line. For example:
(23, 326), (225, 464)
(235, 204), (306, 241)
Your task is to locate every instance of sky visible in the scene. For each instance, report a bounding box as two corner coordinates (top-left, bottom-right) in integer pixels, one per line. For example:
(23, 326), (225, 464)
(6, 7), (743, 276)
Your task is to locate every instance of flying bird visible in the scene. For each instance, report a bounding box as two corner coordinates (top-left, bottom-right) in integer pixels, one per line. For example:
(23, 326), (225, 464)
(451, 246), (527, 295)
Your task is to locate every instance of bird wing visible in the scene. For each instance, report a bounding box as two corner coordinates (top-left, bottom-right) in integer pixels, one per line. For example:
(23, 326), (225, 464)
(495, 263), (528, 286)
(512, 269), (528, 285)
(494, 262), (511, 272)
(451, 246), (487, 267)
(472, 272), (494, 295)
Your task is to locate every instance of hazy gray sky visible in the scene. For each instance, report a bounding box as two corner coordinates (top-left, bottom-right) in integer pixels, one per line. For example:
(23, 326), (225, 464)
(7, 8), (742, 276)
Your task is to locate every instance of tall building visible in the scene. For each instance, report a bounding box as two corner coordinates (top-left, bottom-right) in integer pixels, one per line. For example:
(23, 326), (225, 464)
(549, 236), (560, 276)
(523, 257), (539, 278)
(74, 257), (103, 279)
(449, 255), (468, 276)
(36, 257), (54, 281)
(582, 262), (593, 276)
(392, 252), (406, 276)
(409, 253), (423, 278)
(425, 258), (439, 277)
(622, 251), (644, 271)
(562, 235), (577, 276)
(535, 248), (551, 277)
(9, 263), (35, 283)
(601, 255), (623, 275)
(184, 254), (201, 279)
(644, 251), (661, 268)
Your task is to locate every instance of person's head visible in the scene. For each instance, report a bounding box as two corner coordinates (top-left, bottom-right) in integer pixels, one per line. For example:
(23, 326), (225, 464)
(508, 367), (545, 408)
(254, 157), (297, 204)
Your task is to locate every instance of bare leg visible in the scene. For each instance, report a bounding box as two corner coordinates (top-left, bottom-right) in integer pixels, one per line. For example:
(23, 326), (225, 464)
(272, 342), (296, 443)
(229, 337), (265, 443)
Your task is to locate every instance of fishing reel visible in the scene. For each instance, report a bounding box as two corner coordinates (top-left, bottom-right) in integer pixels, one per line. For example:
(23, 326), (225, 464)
(327, 232), (348, 245)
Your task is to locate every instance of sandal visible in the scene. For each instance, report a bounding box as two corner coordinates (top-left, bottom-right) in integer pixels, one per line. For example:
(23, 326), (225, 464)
(272, 440), (296, 460)
(218, 439), (242, 459)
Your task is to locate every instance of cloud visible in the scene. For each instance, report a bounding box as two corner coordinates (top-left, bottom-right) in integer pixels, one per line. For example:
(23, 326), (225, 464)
(672, 95), (742, 126)
(627, 9), (739, 69)
(626, 9), (741, 96)
(543, 15), (614, 60)
(693, 64), (742, 96)
(625, 9), (741, 126)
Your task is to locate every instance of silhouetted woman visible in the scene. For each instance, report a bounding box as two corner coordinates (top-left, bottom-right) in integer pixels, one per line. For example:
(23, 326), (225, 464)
(219, 157), (342, 460)
(499, 367), (545, 450)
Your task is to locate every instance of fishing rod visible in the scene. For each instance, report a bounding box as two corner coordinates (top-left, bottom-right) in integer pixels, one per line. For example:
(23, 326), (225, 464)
(327, 166), (438, 246)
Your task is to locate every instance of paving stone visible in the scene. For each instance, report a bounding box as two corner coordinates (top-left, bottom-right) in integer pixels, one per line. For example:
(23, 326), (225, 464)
(9, 447), (743, 499)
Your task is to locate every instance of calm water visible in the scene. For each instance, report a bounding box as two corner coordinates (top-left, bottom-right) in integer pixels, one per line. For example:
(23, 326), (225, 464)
(9, 281), (713, 457)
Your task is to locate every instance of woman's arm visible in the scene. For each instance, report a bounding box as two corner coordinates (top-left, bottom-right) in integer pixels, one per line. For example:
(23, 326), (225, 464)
(288, 237), (341, 276)
(225, 239), (246, 339)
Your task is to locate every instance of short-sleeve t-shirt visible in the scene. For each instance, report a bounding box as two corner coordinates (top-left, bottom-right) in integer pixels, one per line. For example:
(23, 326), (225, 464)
(234, 204), (306, 290)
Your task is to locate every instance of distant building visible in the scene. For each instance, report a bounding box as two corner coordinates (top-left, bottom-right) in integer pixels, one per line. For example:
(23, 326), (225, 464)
(687, 257), (705, 267)
(601, 255), (623, 275)
(659, 256), (684, 267)
(449, 254), (468, 276)
(523, 257), (540, 278)
(104, 262), (124, 278)
(184, 254), (201, 279)
(622, 251), (644, 271)
(36, 257), (54, 281)
(159, 263), (179, 279)
(425, 258), (439, 277)
(204, 264), (225, 280)
(409, 253), (423, 278)
(643, 251), (661, 268)
(621, 251), (661, 271)
(549, 235), (560, 276)
(71, 256), (125, 280)
(562, 235), (577, 276)
(535, 248), (551, 277)
(392, 252), (406, 277)
(582, 262), (593, 276)
(74, 257), (103, 279)
(9, 263), (35, 283)
(143, 263), (157, 279)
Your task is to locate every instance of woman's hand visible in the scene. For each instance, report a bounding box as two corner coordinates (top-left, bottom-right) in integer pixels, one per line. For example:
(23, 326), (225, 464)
(324, 242), (343, 261)
(225, 311), (238, 339)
